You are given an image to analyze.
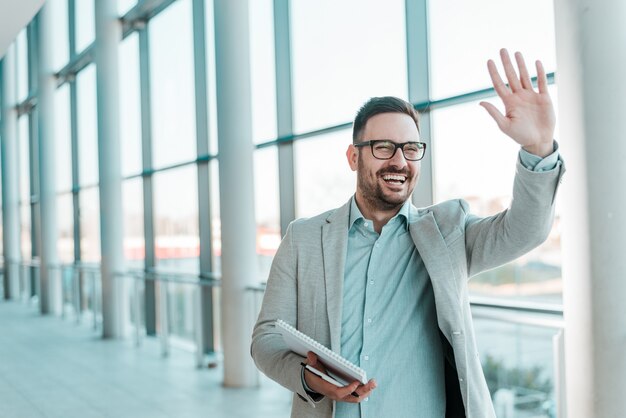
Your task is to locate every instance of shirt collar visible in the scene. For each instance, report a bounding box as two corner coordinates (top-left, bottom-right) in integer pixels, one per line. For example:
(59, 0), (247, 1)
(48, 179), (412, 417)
(349, 196), (411, 231)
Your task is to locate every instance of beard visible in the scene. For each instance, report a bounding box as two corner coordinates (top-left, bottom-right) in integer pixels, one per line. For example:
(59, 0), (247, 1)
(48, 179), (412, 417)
(356, 158), (415, 211)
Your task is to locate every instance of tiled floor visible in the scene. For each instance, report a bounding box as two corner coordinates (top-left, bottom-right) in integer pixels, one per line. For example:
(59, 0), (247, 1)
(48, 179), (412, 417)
(0, 301), (292, 418)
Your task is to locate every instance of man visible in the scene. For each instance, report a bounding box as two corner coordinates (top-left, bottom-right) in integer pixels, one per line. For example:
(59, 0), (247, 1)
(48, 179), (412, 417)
(251, 49), (564, 418)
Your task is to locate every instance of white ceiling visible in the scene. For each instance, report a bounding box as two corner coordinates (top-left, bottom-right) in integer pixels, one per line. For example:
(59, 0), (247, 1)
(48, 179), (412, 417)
(0, 0), (45, 59)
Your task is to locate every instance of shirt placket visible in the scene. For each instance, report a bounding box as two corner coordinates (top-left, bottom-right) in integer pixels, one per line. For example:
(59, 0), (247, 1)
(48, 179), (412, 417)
(360, 223), (386, 414)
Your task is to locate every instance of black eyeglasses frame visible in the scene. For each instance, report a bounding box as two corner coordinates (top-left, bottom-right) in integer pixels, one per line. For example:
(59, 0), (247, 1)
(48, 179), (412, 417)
(353, 140), (427, 161)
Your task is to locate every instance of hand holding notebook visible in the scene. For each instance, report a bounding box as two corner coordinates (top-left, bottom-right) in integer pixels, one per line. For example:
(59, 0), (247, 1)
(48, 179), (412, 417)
(275, 319), (368, 386)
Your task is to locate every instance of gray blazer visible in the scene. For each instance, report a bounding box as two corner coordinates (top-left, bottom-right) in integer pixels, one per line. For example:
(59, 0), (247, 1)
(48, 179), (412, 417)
(251, 158), (565, 418)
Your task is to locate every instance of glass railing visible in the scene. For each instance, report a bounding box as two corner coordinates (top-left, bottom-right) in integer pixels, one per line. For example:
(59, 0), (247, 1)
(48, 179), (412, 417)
(46, 262), (103, 329)
(470, 297), (564, 418)
(247, 283), (565, 418)
(117, 269), (221, 368)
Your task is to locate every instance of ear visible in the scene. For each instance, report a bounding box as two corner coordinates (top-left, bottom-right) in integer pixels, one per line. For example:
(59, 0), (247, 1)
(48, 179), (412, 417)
(346, 144), (358, 171)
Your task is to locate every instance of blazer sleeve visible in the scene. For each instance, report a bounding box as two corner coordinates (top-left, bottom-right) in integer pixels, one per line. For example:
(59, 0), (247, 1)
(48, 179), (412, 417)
(250, 221), (319, 406)
(463, 156), (565, 278)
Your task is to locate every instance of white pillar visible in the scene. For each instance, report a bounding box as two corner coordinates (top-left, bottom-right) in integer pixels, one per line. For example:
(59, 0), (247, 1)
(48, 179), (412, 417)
(1, 45), (22, 300)
(214, 0), (259, 387)
(94, 0), (126, 337)
(554, 0), (626, 416)
(37, 5), (61, 314)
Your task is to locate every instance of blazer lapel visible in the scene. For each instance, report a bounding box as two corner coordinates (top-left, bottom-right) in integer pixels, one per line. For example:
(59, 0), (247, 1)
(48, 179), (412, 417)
(409, 209), (463, 342)
(321, 200), (351, 352)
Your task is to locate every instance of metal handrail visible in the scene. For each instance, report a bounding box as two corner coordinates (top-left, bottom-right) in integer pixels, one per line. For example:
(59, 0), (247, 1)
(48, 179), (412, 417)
(122, 268), (221, 287)
(469, 295), (563, 316)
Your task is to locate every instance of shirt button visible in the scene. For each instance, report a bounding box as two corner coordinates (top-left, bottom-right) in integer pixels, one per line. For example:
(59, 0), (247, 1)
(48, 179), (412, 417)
(459, 378), (464, 382)
(369, 280), (374, 285)
(364, 355), (369, 361)
(367, 318), (372, 323)
(365, 398), (369, 402)
(364, 222), (369, 227)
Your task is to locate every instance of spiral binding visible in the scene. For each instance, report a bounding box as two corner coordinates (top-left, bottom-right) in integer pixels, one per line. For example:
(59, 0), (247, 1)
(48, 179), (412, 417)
(276, 319), (365, 377)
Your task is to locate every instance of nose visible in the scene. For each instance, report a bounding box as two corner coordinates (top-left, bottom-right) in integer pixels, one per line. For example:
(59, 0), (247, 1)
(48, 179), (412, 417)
(388, 146), (408, 168)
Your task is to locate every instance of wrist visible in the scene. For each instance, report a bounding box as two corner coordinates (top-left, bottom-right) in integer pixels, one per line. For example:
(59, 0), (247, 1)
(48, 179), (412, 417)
(522, 140), (554, 158)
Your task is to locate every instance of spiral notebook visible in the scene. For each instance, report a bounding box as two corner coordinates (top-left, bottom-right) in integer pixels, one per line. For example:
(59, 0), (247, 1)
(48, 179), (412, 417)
(275, 319), (368, 385)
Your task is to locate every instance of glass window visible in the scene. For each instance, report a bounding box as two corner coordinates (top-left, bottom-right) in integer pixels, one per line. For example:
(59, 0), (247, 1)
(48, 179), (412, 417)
(204, 0), (218, 155)
(432, 86), (562, 303)
(428, 0), (557, 100)
(209, 160), (221, 272)
(20, 203), (31, 260)
(18, 116), (30, 205)
(76, 64), (99, 186)
(79, 187), (101, 262)
(57, 192), (74, 262)
(208, 159), (221, 350)
(75, 0), (95, 53)
(149, 0), (197, 169)
(122, 178), (144, 269)
(294, 130), (356, 218)
(153, 165), (199, 274)
(50, 0), (69, 71)
(253, 148), (280, 281)
(290, 0), (407, 133)
(16, 29), (29, 103)
(474, 317), (558, 417)
(55, 84), (73, 192)
(153, 165), (198, 344)
(119, 33), (143, 177)
(0, 212), (3, 256)
(118, 0), (137, 16)
(249, 0), (277, 144)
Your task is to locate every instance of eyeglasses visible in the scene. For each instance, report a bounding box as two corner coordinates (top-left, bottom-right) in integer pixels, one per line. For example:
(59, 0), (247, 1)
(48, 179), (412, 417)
(353, 140), (427, 161)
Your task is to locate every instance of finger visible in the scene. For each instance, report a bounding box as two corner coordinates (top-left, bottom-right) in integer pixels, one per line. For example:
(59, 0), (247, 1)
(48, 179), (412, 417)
(487, 59), (510, 98)
(514, 51), (533, 90)
(536, 60), (548, 94)
(353, 379), (377, 397)
(333, 382), (360, 401)
(500, 48), (522, 92)
(479, 102), (508, 131)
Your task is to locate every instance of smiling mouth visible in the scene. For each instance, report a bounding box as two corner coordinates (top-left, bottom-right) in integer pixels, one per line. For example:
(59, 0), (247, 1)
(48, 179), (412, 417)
(381, 174), (407, 185)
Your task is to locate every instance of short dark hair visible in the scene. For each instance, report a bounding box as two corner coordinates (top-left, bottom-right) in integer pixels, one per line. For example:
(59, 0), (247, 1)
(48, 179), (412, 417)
(352, 96), (420, 142)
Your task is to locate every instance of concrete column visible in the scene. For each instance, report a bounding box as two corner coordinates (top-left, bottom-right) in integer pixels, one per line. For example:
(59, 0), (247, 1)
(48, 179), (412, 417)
(94, 0), (126, 337)
(37, 5), (61, 314)
(554, 0), (626, 416)
(1, 46), (22, 300)
(214, 0), (259, 387)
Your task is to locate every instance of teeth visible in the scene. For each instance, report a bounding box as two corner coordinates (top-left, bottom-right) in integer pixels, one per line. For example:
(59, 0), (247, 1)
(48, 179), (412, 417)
(382, 174), (406, 182)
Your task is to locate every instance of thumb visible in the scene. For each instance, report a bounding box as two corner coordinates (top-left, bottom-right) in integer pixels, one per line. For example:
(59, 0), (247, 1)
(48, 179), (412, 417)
(306, 351), (318, 366)
(479, 101), (507, 130)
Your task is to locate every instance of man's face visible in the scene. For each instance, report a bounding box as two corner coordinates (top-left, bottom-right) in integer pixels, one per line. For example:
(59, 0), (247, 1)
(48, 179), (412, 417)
(347, 112), (421, 211)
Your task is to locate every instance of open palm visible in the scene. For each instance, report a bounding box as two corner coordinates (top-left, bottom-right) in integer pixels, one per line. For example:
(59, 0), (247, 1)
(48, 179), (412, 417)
(480, 49), (555, 156)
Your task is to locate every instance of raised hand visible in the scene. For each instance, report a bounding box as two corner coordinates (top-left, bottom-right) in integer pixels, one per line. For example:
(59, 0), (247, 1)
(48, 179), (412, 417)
(480, 49), (555, 157)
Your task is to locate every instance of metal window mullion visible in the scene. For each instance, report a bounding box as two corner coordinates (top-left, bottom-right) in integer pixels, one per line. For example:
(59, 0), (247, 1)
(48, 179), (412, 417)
(406, 0), (433, 207)
(192, 0), (215, 355)
(27, 21), (41, 271)
(69, 79), (81, 263)
(68, 0), (77, 59)
(138, 25), (157, 336)
(273, 0), (296, 234)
